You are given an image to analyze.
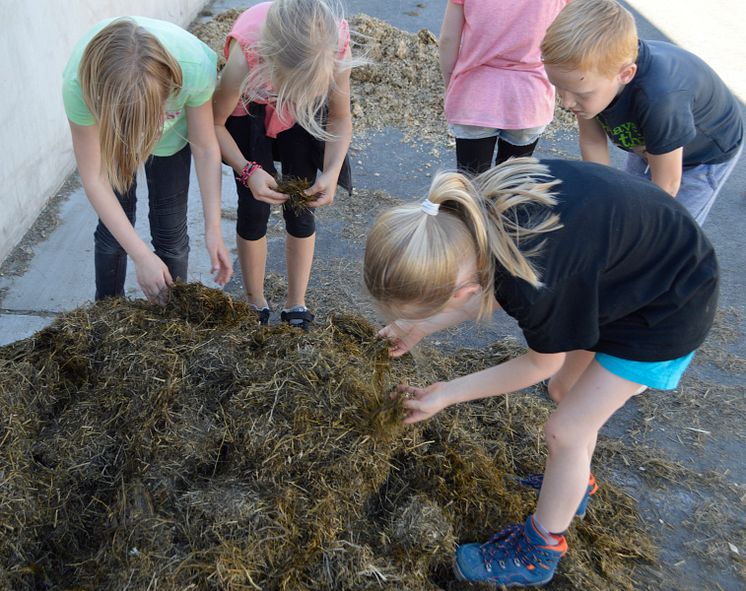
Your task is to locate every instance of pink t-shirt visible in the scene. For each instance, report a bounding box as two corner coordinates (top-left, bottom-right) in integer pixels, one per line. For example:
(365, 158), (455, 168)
(224, 1), (350, 138)
(445, 0), (568, 129)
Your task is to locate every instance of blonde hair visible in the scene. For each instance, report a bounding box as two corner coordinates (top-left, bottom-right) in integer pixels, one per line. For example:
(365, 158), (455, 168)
(541, 0), (638, 77)
(243, 0), (351, 140)
(364, 158), (562, 321)
(78, 18), (183, 193)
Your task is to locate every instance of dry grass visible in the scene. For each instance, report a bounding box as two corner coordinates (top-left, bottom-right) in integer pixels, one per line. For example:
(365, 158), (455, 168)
(275, 177), (321, 215)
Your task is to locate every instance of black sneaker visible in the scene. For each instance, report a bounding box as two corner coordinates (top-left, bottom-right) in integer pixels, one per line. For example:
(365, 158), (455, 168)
(280, 305), (314, 331)
(251, 305), (271, 326)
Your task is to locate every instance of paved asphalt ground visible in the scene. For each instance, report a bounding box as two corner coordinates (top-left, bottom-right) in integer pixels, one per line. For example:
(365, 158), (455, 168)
(0, 1), (743, 590)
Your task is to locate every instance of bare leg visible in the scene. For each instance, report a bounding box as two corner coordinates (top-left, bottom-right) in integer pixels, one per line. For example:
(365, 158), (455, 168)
(237, 234), (268, 308)
(534, 360), (640, 533)
(285, 232), (315, 309)
(547, 350), (595, 403)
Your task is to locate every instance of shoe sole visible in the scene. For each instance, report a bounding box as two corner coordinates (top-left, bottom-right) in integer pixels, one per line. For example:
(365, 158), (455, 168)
(453, 561), (554, 588)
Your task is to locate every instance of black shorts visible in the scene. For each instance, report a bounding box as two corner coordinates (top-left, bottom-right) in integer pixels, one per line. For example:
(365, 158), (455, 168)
(226, 107), (316, 240)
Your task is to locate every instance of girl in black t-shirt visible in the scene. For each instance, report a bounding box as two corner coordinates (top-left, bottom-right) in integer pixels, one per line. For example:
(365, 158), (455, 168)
(363, 157), (718, 588)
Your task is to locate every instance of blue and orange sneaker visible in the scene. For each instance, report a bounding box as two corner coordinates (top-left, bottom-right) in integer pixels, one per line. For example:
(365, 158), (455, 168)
(520, 472), (599, 518)
(454, 515), (567, 587)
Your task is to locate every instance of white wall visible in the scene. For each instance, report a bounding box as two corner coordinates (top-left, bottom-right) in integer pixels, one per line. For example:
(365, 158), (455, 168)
(0, 0), (209, 265)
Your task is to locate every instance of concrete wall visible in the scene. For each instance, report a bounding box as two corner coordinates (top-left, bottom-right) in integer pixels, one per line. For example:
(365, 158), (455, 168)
(0, 0), (209, 265)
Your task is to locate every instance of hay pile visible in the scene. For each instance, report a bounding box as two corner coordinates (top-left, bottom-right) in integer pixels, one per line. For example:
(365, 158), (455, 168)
(0, 284), (653, 590)
(191, 11), (577, 145)
(348, 15), (445, 142)
(191, 9), (243, 69)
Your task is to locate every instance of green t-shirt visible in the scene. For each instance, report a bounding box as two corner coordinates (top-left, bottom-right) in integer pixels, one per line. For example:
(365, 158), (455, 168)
(62, 16), (217, 156)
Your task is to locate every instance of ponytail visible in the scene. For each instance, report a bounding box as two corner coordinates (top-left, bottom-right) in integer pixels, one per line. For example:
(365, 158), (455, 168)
(364, 157), (562, 321)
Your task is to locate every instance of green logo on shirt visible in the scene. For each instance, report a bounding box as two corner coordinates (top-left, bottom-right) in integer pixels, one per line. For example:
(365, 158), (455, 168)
(599, 119), (645, 150)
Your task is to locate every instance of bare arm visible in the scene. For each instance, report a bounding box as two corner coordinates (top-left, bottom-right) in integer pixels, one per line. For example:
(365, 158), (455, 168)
(186, 101), (233, 284)
(577, 116), (611, 165)
(439, 0), (465, 87)
(380, 290), (501, 357)
(212, 40), (286, 204)
(646, 148), (683, 197)
(401, 349), (566, 423)
(306, 45), (353, 207)
(68, 120), (172, 302)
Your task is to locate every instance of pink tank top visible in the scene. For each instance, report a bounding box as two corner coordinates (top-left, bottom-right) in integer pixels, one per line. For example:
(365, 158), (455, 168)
(445, 0), (568, 129)
(224, 1), (350, 138)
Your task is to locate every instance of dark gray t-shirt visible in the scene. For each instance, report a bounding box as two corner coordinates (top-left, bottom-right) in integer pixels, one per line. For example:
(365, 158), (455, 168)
(493, 159), (719, 361)
(597, 40), (743, 166)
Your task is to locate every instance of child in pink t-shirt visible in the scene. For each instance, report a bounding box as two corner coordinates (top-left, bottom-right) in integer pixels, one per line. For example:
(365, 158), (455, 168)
(212, 0), (354, 331)
(439, 0), (569, 173)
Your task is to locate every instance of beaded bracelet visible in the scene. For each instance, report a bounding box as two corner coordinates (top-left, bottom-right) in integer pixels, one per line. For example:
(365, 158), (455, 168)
(238, 161), (262, 188)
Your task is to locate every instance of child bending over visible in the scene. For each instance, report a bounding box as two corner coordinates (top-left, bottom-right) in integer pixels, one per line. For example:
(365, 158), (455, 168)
(541, 0), (742, 224)
(364, 157), (718, 587)
(64, 18), (233, 302)
(213, 0), (356, 329)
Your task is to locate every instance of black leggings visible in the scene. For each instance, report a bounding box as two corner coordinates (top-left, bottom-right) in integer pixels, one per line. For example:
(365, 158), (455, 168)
(226, 113), (316, 241)
(455, 136), (540, 175)
(94, 144), (191, 300)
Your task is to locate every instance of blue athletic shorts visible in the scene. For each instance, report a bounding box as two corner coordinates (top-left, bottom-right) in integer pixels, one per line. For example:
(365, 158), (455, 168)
(595, 352), (695, 390)
(625, 142), (743, 226)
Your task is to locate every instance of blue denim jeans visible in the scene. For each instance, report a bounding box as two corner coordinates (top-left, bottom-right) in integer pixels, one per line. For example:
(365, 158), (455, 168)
(94, 144), (191, 300)
(624, 143), (743, 225)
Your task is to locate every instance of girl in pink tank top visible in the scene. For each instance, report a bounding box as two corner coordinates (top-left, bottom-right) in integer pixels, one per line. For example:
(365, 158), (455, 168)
(212, 0), (354, 330)
(439, 0), (569, 173)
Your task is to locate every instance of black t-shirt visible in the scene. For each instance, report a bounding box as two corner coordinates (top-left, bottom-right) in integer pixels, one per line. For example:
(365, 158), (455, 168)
(597, 40), (743, 166)
(493, 159), (719, 361)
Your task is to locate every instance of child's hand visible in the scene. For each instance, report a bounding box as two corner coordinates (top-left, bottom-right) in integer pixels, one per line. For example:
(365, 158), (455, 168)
(398, 382), (450, 423)
(204, 227), (233, 285)
(134, 251), (173, 305)
(378, 320), (428, 357)
(304, 171), (337, 207)
(247, 169), (288, 205)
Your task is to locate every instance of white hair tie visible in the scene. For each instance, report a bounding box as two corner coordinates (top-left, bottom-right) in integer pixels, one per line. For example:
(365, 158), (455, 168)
(421, 198), (440, 216)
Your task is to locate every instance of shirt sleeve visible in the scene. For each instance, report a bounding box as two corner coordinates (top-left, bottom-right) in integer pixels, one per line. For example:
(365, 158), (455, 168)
(184, 49), (218, 108)
(62, 75), (95, 126)
(636, 89), (697, 155)
(338, 19), (350, 56)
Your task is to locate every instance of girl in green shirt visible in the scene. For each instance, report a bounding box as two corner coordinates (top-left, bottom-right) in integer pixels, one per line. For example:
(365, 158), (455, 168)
(63, 17), (232, 302)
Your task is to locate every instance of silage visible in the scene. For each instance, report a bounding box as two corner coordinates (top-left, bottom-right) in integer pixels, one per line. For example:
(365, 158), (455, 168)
(0, 284), (654, 590)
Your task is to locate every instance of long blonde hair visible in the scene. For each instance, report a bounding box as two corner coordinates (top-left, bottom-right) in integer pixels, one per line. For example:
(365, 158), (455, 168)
(78, 18), (183, 193)
(364, 158), (563, 321)
(541, 0), (638, 77)
(242, 0), (350, 140)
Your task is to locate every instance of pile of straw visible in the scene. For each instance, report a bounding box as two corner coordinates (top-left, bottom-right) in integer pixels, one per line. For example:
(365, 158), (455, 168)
(0, 284), (653, 590)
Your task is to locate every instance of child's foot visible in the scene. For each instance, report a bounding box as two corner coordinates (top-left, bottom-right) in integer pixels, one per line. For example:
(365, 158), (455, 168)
(454, 515), (566, 587)
(519, 472), (598, 518)
(250, 303), (271, 326)
(280, 305), (314, 331)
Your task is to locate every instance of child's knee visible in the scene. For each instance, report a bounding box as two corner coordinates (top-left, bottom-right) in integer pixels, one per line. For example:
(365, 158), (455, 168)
(543, 413), (589, 452)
